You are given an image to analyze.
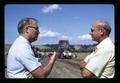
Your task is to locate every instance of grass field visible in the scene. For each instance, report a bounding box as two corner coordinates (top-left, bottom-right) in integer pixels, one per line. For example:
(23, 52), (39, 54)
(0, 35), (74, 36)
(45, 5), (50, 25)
(5, 44), (11, 55)
(74, 52), (91, 59)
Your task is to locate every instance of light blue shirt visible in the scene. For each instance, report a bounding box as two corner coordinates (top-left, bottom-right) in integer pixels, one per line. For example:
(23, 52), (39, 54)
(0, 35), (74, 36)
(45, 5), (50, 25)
(7, 35), (42, 78)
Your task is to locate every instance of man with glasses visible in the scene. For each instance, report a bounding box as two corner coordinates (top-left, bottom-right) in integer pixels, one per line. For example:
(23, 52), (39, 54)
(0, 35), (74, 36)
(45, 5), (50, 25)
(7, 18), (57, 78)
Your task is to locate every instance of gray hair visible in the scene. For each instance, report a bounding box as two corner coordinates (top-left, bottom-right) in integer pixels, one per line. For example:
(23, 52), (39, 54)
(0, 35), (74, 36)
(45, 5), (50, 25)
(96, 19), (111, 36)
(18, 18), (38, 34)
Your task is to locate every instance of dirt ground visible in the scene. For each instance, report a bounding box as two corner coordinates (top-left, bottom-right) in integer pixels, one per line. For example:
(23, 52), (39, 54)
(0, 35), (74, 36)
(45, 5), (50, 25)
(47, 59), (82, 78)
(36, 57), (83, 78)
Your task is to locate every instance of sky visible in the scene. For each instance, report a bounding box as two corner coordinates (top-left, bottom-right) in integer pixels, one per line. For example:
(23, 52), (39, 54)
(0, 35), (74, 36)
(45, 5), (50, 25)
(5, 4), (114, 45)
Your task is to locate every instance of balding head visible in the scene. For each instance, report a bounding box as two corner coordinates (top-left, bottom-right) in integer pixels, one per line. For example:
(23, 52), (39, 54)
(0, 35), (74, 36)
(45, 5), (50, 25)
(93, 19), (111, 36)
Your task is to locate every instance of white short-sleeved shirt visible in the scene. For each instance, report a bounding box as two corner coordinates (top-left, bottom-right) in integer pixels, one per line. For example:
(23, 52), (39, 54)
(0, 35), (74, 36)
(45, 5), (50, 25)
(7, 36), (42, 78)
(84, 37), (115, 78)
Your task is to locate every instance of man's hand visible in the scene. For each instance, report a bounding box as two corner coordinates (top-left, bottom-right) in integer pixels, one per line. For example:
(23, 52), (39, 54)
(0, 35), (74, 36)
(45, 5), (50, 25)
(49, 52), (57, 63)
(26, 71), (34, 79)
(50, 52), (57, 59)
(48, 52), (54, 57)
(79, 60), (86, 70)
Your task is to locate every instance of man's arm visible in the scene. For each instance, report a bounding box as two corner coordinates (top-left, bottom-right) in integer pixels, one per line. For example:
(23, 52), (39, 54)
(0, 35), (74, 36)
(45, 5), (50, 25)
(81, 68), (95, 78)
(30, 52), (56, 78)
(79, 60), (95, 78)
(79, 59), (86, 70)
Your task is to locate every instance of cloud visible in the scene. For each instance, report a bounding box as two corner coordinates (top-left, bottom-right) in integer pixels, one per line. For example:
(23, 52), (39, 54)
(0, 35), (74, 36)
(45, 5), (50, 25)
(60, 35), (70, 40)
(39, 29), (61, 38)
(38, 26), (91, 44)
(42, 4), (61, 13)
(38, 27), (92, 44)
(78, 34), (92, 40)
(39, 28), (70, 40)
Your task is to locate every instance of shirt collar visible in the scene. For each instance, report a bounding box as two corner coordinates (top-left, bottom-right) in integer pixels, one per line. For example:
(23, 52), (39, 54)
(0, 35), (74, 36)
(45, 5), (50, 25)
(19, 35), (30, 45)
(96, 37), (110, 49)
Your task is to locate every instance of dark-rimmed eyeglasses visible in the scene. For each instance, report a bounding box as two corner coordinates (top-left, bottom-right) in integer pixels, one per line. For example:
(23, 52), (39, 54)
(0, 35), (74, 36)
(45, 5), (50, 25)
(27, 26), (39, 31)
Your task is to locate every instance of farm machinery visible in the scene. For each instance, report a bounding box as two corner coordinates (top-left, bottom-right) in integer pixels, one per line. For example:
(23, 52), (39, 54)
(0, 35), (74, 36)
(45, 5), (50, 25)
(57, 40), (77, 59)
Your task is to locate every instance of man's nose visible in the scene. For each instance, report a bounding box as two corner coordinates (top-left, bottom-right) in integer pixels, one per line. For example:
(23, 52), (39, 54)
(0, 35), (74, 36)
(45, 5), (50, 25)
(37, 29), (40, 34)
(89, 32), (92, 35)
(38, 30), (40, 34)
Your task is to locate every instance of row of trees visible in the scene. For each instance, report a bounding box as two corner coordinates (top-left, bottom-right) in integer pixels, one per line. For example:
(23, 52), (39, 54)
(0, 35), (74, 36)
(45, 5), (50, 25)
(33, 44), (97, 53)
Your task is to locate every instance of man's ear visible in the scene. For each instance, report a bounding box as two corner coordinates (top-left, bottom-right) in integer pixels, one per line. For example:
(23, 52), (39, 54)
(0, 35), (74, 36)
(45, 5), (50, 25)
(100, 31), (104, 35)
(100, 28), (105, 36)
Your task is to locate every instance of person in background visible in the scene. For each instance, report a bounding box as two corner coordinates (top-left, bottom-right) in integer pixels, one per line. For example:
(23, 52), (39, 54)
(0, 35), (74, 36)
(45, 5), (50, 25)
(7, 18), (57, 78)
(79, 19), (115, 78)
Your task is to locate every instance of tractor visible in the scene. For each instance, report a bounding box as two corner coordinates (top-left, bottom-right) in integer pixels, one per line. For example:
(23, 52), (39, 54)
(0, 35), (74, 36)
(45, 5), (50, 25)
(57, 40), (77, 59)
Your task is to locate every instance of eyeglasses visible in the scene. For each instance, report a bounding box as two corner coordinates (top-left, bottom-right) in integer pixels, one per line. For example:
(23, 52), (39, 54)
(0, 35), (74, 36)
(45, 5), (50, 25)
(27, 26), (39, 31)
